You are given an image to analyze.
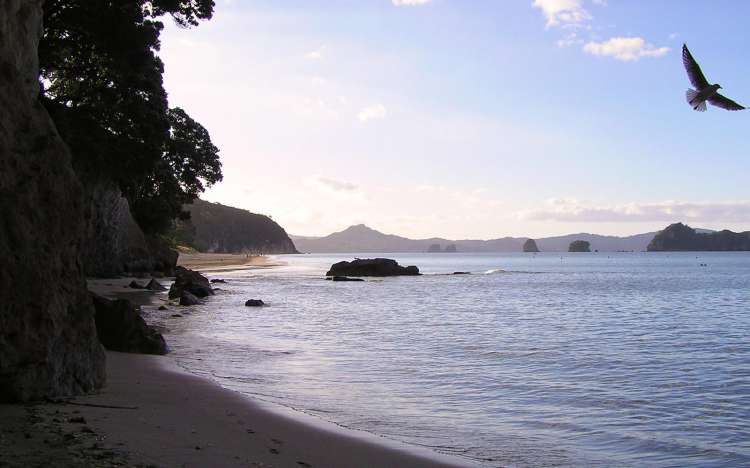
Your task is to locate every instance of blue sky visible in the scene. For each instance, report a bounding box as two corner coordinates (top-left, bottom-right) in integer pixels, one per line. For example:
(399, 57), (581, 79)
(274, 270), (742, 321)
(160, 0), (750, 239)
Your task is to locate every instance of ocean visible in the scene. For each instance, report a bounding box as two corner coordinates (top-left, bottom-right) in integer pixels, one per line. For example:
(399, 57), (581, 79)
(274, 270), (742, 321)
(147, 252), (750, 467)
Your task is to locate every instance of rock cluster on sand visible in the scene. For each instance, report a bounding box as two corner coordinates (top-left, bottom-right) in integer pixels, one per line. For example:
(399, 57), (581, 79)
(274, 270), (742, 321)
(0, 1), (105, 401)
(91, 294), (167, 355)
(169, 266), (214, 301)
(326, 258), (420, 277)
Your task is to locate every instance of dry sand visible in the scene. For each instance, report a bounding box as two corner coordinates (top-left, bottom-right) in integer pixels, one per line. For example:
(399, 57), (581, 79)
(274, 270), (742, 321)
(177, 252), (281, 272)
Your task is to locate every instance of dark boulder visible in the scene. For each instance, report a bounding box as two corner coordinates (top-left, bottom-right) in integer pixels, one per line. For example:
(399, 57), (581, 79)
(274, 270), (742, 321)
(245, 299), (265, 307)
(158, 305), (168, 311)
(145, 279), (167, 291)
(169, 266), (214, 299)
(325, 258), (420, 277)
(179, 291), (201, 306)
(91, 294), (167, 355)
(146, 236), (179, 276)
(210, 279), (226, 284)
(452, 271), (471, 275)
(129, 280), (146, 289)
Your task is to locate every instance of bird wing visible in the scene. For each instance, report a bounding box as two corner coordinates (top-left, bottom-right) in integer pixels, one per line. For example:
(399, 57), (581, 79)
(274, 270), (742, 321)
(708, 92), (746, 111)
(682, 44), (710, 89)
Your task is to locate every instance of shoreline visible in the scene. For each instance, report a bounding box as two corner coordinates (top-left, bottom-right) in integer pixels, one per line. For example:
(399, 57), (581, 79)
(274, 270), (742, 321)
(77, 261), (474, 467)
(177, 252), (284, 273)
(68, 351), (472, 467)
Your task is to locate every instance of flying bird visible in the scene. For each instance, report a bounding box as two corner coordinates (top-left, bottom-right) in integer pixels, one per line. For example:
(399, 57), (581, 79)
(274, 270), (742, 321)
(683, 44), (745, 112)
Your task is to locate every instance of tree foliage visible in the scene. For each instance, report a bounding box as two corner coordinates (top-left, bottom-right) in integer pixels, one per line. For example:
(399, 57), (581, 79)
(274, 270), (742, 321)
(39, 0), (221, 234)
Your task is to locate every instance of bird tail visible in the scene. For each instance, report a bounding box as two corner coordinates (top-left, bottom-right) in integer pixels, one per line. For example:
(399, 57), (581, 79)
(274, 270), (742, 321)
(686, 88), (698, 104)
(686, 88), (707, 111)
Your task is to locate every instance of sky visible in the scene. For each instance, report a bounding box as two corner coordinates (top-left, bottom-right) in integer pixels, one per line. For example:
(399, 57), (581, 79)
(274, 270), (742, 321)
(160, 0), (750, 239)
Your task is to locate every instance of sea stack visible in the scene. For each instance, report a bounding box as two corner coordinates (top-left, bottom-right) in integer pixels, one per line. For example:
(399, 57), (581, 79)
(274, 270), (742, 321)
(568, 240), (591, 252)
(523, 239), (540, 252)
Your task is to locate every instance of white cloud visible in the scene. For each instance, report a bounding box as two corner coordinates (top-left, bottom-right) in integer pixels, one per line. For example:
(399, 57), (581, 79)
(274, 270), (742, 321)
(305, 46), (325, 60)
(583, 36), (670, 61)
(309, 176), (359, 193)
(392, 0), (432, 6)
(532, 0), (592, 28)
(519, 198), (750, 223)
(357, 104), (387, 122)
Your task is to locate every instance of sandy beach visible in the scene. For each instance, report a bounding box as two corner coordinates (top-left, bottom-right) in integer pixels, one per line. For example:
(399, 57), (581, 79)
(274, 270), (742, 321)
(177, 252), (281, 272)
(0, 351), (470, 468)
(0, 261), (473, 467)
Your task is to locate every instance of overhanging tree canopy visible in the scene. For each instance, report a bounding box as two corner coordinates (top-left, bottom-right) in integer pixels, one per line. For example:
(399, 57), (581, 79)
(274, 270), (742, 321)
(39, 0), (222, 234)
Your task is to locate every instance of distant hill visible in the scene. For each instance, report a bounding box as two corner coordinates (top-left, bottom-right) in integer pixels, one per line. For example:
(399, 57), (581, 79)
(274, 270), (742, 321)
(291, 224), (658, 253)
(177, 199), (298, 254)
(648, 223), (750, 251)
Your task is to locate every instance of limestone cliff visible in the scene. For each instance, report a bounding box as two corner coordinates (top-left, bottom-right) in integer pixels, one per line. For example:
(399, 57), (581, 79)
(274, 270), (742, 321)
(82, 180), (177, 277)
(0, 0), (105, 401)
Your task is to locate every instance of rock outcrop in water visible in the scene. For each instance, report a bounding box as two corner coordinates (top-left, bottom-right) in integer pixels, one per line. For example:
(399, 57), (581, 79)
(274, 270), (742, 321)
(326, 258), (420, 277)
(0, 0), (105, 401)
(568, 240), (591, 252)
(169, 266), (215, 299)
(523, 239), (540, 252)
(647, 223), (750, 251)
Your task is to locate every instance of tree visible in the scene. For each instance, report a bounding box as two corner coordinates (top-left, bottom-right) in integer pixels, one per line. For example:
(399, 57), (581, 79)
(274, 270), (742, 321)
(39, 0), (220, 234)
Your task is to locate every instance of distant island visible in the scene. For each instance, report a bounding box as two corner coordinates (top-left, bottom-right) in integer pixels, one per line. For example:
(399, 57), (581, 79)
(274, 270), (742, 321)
(427, 243), (458, 253)
(292, 224), (657, 253)
(523, 239), (540, 252)
(569, 240), (591, 252)
(648, 223), (750, 251)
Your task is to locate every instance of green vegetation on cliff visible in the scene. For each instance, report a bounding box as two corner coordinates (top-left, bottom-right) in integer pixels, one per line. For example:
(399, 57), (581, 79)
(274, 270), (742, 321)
(175, 200), (298, 254)
(648, 223), (750, 251)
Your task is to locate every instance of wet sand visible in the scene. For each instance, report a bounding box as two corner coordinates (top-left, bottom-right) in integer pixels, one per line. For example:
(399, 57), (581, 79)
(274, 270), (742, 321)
(0, 352), (471, 468)
(17, 269), (473, 467)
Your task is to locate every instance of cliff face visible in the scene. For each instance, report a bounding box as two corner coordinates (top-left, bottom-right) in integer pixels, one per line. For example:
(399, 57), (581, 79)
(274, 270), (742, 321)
(179, 199), (298, 254)
(648, 223), (750, 251)
(82, 180), (177, 277)
(0, 0), (105, 401)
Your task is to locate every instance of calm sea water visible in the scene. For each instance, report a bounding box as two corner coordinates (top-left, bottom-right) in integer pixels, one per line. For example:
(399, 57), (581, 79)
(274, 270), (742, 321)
(147, 252), (750, 467)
